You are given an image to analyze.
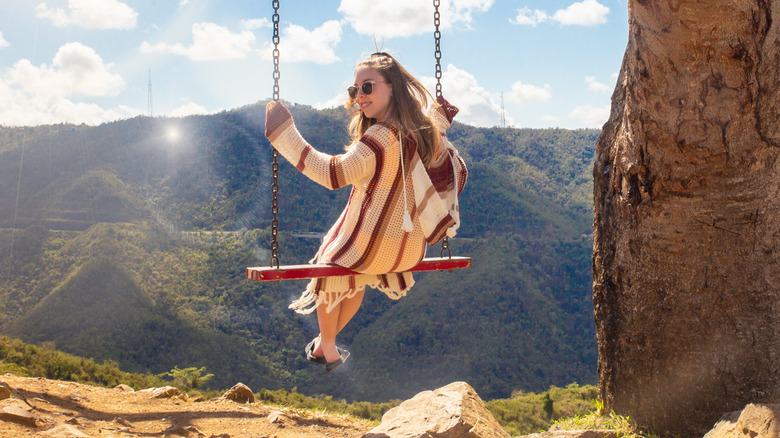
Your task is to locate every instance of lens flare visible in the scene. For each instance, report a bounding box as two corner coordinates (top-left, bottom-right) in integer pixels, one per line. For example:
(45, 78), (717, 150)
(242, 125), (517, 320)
(166, 127), (180, 143)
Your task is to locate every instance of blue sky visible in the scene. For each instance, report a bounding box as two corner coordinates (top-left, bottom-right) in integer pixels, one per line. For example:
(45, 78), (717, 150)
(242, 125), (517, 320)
(0, 0), (628, 129)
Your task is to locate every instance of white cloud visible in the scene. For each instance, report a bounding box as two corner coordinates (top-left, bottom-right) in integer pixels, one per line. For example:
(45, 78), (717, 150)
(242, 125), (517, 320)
(422, 64), (508, 128)
(439, 0), (494, 31)
(10, 42), (125, 97)
(553, 0), (609, 26)
(0, 32), (9, 48)
(512, 0), (609, 26)
(178, 0), (191, 6)
(586, 75), (611, 93)
(241, 18), (271, 30)
(570, 104), (610, 128)
(339, 0), (427, 39)
(339, 0), (493, 39)
(511, 8), (548, 26)
(508, 81), (552, 104)
(261, 21), (342, 64)
(0, 42), (131, 126)
(314, 93), (347, 110)
(36, 0), (138, 30)
(35, 4), (69, 27)
(168, 102), (210, 117)
(141, 22), (256, 61)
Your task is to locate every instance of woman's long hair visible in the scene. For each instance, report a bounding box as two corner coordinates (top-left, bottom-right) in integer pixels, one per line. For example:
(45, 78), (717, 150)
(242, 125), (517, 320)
(346, 52), (440, 166)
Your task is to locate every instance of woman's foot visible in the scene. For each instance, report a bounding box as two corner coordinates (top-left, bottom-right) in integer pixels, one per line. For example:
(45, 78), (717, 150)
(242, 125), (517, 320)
(305, 337), (326, 365)
(315, 334), (345, 364)
(309, 335), (340, 362)
(306, 335), (350, 372)
(319, 342), (342, 364)
(326, 348), (350, 373)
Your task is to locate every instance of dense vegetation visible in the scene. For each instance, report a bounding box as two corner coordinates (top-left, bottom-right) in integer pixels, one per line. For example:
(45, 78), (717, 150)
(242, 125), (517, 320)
(0, 101), (598, 403)
(487, 383), (598, 435)
(0, 334), (165, 389)
(0, 334), (617, 434)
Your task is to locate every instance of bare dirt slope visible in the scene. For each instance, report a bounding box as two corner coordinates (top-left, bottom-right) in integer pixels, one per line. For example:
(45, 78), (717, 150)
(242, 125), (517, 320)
(0, 374), (372, 437)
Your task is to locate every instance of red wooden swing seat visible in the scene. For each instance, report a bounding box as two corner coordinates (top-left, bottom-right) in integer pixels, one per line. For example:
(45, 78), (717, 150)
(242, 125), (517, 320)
(246, 256), (472, 282)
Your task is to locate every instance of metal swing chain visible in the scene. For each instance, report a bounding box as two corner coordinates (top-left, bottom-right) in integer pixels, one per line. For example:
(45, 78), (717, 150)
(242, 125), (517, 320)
(433, 0), (451, 259)
(433, 0), (443, 99)
(272, 0), (280, 102)
(270, 0), (281, 269)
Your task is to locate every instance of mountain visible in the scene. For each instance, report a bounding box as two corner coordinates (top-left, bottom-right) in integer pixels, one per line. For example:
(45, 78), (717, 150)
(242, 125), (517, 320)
(0, 101), (598, 401)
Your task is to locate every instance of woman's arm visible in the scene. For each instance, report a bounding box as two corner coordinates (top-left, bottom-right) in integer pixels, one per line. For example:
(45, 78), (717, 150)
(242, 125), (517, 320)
(265, 101), (376, 190)
(427, 96), (468, 194)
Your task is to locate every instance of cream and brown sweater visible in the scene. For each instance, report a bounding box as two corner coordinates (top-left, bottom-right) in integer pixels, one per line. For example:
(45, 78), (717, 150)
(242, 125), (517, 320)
(264, 97), (467, 311)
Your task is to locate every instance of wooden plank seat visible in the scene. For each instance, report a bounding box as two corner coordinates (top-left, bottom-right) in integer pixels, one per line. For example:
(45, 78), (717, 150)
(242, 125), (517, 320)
(246, 256), (472, 282)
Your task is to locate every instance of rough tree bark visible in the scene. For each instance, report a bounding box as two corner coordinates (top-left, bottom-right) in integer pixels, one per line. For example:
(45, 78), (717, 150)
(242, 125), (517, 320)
(593, 0), (780, 436)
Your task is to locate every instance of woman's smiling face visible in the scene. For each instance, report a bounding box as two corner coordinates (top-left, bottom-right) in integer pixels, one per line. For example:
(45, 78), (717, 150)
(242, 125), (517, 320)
(353, 66), (392, 121)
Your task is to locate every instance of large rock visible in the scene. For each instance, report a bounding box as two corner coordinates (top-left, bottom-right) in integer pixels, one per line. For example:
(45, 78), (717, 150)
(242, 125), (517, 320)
(0, 404), (39, 427)
(0, 382), (12, 400)
(114, 384), (134, 393)
(221, 382), (254, 403)
(138, 386), (181, 399)
(363, 381), (509, 438)
(704, 404), (780, 438)
(593, 0), (780, 436)
(40, 423), (90, 437)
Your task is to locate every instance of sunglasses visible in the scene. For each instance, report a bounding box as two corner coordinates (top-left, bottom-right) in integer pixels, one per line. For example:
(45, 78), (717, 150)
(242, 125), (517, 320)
(348, 81), (381, 99)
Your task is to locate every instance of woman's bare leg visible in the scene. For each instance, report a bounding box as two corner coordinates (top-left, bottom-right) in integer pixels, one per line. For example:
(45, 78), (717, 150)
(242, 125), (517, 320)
(316, 303), (341, 363)
(314, 288), (365, 363)
(336, 288), (365, 332)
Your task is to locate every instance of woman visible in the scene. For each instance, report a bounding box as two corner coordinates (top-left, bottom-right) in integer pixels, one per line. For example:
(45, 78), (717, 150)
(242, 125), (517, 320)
(264, 52), (467, 372)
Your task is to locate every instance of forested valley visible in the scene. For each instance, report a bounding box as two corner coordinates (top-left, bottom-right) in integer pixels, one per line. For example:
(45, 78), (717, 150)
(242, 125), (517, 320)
(0, 101), (598, 403)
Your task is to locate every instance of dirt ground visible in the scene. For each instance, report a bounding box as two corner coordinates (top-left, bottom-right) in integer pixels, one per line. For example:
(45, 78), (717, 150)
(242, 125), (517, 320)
(0, 374), (373, 437)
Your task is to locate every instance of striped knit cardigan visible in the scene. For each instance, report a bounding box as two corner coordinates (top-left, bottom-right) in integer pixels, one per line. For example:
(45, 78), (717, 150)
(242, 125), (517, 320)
(264, 97), (467, 312)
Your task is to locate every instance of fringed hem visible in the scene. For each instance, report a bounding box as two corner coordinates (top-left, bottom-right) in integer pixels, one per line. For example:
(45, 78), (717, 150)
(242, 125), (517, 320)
(288, 278), (364, 315)
(375, 283), (410, 300)
(288, 287), (320, 315)
(288, 272), (415, 314)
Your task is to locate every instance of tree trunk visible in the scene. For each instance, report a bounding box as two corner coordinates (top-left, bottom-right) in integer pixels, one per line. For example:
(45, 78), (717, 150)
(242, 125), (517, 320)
(593, 0), (780, 436)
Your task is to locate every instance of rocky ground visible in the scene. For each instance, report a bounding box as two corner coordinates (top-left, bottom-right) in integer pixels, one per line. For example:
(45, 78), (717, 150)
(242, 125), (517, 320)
(0, 374), (373, 437)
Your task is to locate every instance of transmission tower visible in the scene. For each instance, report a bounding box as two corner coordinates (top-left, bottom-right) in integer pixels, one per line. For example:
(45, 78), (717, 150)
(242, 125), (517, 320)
(500, 92), (506, 128)
(148, 69), (154, 117)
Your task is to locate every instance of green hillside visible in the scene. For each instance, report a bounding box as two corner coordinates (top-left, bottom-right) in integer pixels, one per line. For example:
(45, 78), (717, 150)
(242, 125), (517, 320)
(8, 257), (154, 351)
(0, 102), (598, 401)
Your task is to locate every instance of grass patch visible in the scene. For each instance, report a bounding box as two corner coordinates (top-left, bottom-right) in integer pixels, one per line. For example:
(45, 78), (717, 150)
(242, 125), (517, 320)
(485, 383), (597, 435)
(0, 335), (165, 389)
(256, 387), (400, 423)
(553, 403), (660, 438)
